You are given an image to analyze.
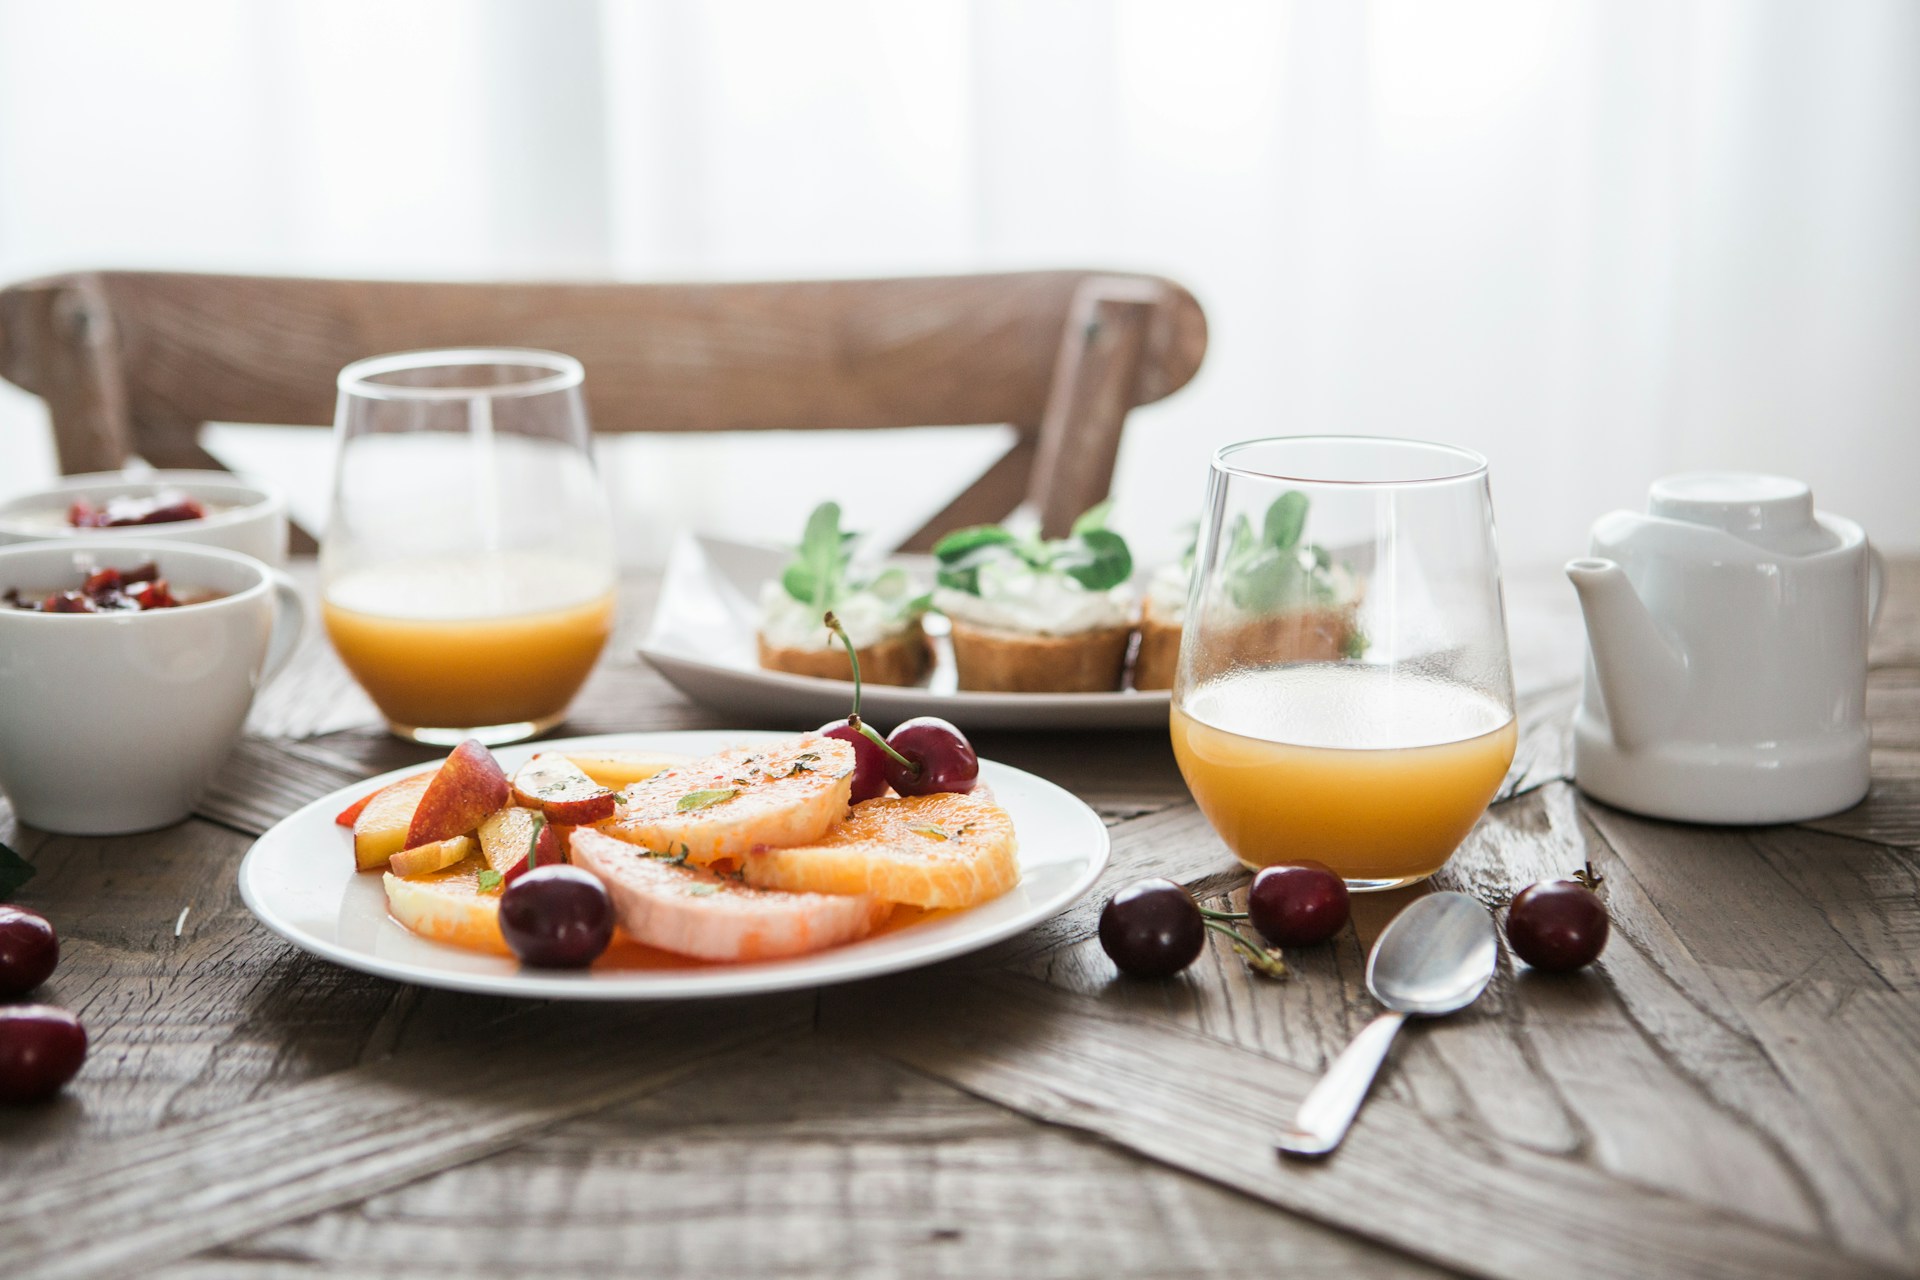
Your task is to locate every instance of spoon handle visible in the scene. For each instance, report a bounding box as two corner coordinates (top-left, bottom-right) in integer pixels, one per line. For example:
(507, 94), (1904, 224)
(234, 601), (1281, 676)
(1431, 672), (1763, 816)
(1275, 1010), (1408, 1157)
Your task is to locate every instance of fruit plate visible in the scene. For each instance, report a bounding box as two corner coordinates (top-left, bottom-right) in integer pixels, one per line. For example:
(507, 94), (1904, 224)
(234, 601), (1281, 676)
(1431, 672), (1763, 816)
(236, 730), (1110, 1000)
(637, 533), (1172, 731)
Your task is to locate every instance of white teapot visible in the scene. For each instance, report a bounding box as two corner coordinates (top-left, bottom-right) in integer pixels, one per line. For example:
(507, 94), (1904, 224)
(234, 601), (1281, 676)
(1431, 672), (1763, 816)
(1565, 473), (1881, 824)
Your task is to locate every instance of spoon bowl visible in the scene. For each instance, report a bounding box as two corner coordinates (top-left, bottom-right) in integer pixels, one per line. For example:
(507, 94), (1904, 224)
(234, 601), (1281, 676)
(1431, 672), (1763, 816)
(1277, 891), (1498, 1157)
(1368, 891), (1500, 1016)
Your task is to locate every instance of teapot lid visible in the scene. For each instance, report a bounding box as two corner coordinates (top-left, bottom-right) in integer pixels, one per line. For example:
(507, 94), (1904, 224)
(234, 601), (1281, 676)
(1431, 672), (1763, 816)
(1647, 472), (1838, 554)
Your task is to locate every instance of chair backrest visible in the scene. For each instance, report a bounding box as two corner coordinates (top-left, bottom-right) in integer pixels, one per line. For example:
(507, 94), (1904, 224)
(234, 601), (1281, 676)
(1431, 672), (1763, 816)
(0, 269), (1205, 549)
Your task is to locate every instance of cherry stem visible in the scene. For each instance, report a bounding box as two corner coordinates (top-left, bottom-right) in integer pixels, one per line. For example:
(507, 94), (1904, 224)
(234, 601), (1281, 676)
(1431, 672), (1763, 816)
(1199, 907), (1248, 922)
(526, 814), (547, 871)
(825, 611), (921, 776)
(824, 611), (863, 720)
(1204, 918), (1288, 979)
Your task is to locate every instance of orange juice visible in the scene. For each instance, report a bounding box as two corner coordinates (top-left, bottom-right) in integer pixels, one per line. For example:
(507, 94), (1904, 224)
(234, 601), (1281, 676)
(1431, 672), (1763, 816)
(1171, 665), (1515, 888)
(323, 552), (614, 733)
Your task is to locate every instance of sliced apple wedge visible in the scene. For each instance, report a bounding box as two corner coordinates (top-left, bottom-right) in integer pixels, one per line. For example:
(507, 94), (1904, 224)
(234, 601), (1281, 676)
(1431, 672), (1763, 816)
(388, 833), (474, 878)
(563, 749), (689, 790)
(511, 753), (617, 824)
(353, 772), (436, 871)
(383, 854), (508, 955)
(405, 739), (511, 849)
(336, 769), (436, 829)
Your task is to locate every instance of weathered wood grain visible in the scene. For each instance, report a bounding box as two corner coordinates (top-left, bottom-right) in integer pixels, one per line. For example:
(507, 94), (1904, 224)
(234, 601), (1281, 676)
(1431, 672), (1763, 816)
(828, 972), (1892, 1280)
(0, 999), (809, 1280)
(160, 1042), (1451, 1280)
(5, 560), (1919, 1280)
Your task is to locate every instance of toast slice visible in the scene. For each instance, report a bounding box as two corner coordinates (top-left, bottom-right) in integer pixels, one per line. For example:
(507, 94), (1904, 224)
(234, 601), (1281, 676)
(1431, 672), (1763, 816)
(757, 627), (932, 687)
(947, 619), (1131, 693)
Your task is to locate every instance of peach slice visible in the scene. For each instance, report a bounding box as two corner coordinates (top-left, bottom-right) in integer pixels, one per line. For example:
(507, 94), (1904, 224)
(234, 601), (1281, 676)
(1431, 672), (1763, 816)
(563, 750), (689, 790)
(405, 739), (511, 849)
(353, 772), (436, 871)
(383, 854), (508, 955)
(388, 834), (474, 878)
(511, 753), (617, 824)
(477, 806), (567, 881)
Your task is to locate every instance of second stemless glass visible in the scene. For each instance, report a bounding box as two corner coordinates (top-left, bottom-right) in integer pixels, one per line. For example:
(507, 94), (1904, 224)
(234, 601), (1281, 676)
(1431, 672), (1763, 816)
(321, 349), (616, 746)
(1169, 437), (1516, 890)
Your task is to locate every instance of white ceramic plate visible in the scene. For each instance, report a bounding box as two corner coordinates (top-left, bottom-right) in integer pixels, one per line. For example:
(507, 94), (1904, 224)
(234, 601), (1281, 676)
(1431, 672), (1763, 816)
(637, 534), (1172, 731)
(237, 731), (1110, 1000)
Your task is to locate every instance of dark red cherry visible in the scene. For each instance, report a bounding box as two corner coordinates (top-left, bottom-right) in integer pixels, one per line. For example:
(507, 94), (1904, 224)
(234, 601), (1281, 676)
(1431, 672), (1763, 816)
(499, 866), (614, 968)
(819, 718), (890, 802)
(0, 906), (58, 998)
(1247, 862), (1350, 947)
(1506, 878), (1609, 971)
(0, 1005), (87, 1104)
(1098, 878), (1205, 978)
(882, 717), (978, 797)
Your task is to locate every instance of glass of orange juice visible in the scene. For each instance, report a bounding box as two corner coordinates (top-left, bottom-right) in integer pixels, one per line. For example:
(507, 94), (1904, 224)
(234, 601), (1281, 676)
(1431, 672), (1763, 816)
(321, 349), (616, 745)
(1169, 436), (1516, 891)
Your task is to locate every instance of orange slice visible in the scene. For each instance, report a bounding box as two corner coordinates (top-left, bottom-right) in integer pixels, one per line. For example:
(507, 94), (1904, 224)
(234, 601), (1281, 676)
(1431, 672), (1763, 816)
(741, 789), (1019, 909)
(383, 854), (507, 955)
(597, 736), (855, 870)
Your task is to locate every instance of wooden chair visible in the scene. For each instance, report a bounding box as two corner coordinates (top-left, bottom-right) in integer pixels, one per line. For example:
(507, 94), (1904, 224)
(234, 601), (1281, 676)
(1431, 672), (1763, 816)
(0, 270), (1205, 551)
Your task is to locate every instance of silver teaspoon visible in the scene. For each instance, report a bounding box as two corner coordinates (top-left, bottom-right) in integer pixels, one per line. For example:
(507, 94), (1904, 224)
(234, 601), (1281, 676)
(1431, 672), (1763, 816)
(1275, 890), (1497, 1158)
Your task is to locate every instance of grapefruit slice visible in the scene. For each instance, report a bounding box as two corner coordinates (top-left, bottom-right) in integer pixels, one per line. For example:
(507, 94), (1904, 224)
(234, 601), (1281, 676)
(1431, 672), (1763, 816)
(570, 828), (889, 962)
(741, 789), (1019, 909)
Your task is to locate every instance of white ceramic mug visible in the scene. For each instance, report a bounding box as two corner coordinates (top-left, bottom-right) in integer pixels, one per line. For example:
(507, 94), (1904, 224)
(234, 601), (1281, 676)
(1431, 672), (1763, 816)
(0, 541), (306, 834)
(0, 470), (289, 567)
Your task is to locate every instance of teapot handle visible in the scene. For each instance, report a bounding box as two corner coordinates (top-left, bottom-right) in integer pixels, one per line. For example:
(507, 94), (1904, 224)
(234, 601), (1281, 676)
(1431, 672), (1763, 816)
(1869, 542), (1886, 633)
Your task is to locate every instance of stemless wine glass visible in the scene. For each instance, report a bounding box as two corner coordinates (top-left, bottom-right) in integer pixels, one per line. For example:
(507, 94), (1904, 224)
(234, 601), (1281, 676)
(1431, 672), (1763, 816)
(1169, 437), (1516, 891)
(321, 349), (617, 746)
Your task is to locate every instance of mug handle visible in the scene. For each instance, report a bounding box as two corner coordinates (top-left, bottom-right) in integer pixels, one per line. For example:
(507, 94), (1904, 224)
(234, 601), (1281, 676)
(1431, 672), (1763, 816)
(262, 570), (310, 685)
(1869, 542), (1887, 633)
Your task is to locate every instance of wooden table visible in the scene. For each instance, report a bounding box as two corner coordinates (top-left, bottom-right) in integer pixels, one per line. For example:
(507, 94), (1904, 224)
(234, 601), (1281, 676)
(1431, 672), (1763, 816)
(3, 561), (1917, 1280)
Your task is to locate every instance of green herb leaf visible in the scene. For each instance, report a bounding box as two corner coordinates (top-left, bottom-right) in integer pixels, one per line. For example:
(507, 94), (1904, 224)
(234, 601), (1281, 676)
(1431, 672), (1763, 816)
(0, 839), (35, 899)
(1056, 528), (1132, 592)
(781, 501), (852, 610)
(476, 869), (504, 893)
(1070, 499), (1114, 537)
(932, 524), (1020, 562)
(1263, 491), (1308, 551)
(1229, 547), (1308, 612)
(908, 824), (952, 841)
(676, 788), (738, 812)
(686, 884), (720, 897)
(1341, 627), (1370, 660)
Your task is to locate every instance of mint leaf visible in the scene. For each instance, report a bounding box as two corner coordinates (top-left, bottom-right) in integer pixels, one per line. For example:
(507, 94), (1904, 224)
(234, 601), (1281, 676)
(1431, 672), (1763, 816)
(908, 824), (952, 841)
(676, 788), (738, 812)
(0, 839), (34, 899)
(1263, 491), (1308, 551)
(476, 869), (504, 893)
(932, 525), (1019, 562)
(1057, 528), (1132, 592)
(1070, 500), (1113, 537)
(686, 884), (720, 897)
(781, 501), (850, 610)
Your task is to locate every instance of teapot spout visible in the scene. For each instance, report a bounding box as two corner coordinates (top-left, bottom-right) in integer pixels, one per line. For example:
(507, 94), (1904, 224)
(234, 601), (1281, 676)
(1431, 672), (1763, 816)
(1565, 557), (1687, 751)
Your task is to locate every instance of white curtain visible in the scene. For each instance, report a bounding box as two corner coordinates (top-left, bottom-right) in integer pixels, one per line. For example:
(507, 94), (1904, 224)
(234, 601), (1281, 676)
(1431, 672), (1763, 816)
(1, 0), (1915, 568)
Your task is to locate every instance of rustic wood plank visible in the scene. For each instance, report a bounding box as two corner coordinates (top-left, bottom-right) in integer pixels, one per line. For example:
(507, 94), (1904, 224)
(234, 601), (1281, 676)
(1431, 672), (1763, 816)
(161, 1042), (1447, 1280)
(1580, 803), (1920, 1266)
(1, 998), (810, 1280)
(829, 972), (1889, 1280)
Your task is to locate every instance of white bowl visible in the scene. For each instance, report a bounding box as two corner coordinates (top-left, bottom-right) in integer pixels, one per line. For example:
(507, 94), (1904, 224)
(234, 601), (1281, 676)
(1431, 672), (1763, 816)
(0, 540), (305, 834)
(0, 470), (289, 567)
